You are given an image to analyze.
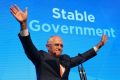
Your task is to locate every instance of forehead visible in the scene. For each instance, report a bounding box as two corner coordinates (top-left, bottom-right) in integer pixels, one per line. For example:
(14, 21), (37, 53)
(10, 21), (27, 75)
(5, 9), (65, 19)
(48, 36), (63, 44)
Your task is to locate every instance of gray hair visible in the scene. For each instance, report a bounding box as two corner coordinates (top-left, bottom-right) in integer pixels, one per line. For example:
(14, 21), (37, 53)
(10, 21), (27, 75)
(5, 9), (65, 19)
(47, 35), (62, 44)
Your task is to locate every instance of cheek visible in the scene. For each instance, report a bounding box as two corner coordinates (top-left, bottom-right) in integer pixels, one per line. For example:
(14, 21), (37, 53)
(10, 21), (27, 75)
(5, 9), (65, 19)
(48, 47), (53, 52)
(52, 47), (56, 51)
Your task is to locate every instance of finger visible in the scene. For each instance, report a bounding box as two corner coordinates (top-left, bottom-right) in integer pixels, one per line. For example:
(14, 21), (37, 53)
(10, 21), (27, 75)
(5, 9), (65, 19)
(10, 5), (19, 14)
(10, 9), (16, 17)
(14, 4), (20, 11)
(24, 7), (28, 15)
(105, 35), (108, 42)
(103, 35), (108, 43)
(10, 6), (17, 15)
(101, 35), (106, 42)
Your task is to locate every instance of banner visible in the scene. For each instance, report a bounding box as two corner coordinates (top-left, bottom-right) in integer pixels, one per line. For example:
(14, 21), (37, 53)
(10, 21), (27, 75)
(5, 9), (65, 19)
(0, 0), (120, 80)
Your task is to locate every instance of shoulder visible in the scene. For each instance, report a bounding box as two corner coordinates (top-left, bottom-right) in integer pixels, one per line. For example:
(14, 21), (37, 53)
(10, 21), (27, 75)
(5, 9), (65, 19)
(38, 50), (49, 56)
(60, 54), (70, 60)
(59, 54), (71, 68)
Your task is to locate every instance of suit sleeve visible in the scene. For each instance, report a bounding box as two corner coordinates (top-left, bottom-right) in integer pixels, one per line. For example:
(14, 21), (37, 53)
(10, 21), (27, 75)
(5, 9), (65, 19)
(70, 48), (97, 68)
(18, 33), (41, 65)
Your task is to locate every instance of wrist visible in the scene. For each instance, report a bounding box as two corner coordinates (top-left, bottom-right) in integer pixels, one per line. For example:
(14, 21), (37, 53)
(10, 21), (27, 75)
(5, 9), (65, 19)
(96, 41), (104, 49)
(20, 21), (27, 30)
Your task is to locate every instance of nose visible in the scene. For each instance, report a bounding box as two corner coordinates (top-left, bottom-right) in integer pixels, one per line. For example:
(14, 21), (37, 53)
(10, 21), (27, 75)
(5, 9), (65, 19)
(57, 46), (62, 53)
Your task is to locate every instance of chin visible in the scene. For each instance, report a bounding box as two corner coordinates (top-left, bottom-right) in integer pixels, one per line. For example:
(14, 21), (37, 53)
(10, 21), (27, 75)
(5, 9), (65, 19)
(55, 53), (61, 57)
(56, 55), (60, 58)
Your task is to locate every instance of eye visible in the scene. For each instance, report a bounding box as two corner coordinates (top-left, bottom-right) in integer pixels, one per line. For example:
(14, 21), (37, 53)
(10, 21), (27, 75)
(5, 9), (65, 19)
(55, 44), (59, 46)
(54, 44), (63, 48)
(60, 44), (63, 48)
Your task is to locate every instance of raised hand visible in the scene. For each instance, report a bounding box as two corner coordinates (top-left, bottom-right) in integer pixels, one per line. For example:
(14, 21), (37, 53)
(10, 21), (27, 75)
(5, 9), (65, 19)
(101, 34), (108, 45)
(96, 34), (108, 49)
(10, 4), (28, 23)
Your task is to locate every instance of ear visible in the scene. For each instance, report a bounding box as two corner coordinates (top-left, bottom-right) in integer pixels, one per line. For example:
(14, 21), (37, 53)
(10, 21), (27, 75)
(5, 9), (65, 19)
(46, 44), (49, 49)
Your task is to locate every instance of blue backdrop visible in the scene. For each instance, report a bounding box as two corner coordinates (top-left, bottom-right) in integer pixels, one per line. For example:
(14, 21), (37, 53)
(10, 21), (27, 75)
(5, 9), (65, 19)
(0, 0), (120, 80)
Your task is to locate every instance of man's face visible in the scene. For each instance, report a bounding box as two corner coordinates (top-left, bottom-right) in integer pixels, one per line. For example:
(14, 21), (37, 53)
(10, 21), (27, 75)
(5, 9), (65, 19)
(46, 36), (63, 57)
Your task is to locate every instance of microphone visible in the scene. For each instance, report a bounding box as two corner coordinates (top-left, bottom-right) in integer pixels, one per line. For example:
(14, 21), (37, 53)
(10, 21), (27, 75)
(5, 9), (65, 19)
(78, 64), (87, 80)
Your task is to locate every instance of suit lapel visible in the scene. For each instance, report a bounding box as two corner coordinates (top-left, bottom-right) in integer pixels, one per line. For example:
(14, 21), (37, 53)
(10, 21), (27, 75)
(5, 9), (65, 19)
(45, 57), (60, 76)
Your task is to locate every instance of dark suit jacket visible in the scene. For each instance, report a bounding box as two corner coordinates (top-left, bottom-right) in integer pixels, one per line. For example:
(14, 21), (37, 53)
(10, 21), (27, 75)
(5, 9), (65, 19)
(19, 34), (97, 80)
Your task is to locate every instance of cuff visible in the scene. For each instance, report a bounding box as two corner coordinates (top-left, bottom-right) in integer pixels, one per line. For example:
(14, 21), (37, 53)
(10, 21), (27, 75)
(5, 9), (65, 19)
(20, 29), (29, 36)
(93, 46), (99, 52)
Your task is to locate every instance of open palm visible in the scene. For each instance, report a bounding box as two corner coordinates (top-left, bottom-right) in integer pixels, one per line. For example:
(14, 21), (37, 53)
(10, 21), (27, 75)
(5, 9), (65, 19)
(10, 5), (27, 23)
(101, 34), (108, 45)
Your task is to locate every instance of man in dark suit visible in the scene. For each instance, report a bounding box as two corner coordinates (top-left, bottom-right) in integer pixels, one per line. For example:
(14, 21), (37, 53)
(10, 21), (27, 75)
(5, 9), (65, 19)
(10, 4), (108, 80)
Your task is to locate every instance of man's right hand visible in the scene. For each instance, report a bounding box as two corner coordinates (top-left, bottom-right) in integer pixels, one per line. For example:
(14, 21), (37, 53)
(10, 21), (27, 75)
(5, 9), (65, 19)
(10, 4), (28, 30)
